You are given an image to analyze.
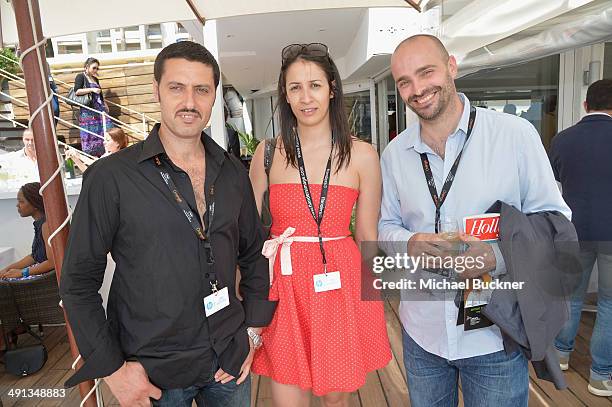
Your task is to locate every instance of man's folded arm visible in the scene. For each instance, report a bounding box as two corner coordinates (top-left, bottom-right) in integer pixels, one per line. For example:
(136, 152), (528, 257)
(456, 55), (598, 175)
(60, 161), (123, 386)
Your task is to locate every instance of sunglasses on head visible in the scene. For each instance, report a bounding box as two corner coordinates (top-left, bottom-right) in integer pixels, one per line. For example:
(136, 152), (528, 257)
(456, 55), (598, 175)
(281, 43), (329, 63)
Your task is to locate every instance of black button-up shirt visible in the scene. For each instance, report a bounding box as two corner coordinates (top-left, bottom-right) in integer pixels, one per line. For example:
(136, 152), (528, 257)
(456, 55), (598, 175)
(61, 124), (276, 388)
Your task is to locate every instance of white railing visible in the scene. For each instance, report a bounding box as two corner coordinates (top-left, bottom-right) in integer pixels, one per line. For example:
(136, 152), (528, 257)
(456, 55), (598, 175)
(51, 74), (157, 130)
(0, 52), (157, 136)
(0, 88), (109, 140)
(0, 51), (158, 127)
(0, 111), (97, 162)
(0, 67), (145, 141)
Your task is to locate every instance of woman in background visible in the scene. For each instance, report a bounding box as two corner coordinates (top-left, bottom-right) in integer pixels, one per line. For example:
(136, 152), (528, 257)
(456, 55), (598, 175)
(0, 182), (54, 279)
(73, 57), (113, 157)
(65, 127), (128, 172)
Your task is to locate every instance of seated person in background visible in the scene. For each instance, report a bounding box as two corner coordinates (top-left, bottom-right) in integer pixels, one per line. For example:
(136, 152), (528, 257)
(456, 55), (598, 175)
(0, 182), (55, 279)
(0, 128), (39, 183)
(65, 128), (128, 172)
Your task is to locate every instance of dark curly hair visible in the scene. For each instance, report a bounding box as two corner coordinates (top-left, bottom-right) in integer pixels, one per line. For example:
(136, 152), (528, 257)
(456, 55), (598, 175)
(20, 182), (45, 213)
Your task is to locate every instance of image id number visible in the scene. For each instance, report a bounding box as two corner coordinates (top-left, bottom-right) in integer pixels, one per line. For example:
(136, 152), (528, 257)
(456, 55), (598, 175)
(7, 388), (66, 398)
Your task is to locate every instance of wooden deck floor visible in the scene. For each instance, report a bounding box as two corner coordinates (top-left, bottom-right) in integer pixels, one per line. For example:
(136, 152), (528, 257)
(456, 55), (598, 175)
(1, 299), (610, 406)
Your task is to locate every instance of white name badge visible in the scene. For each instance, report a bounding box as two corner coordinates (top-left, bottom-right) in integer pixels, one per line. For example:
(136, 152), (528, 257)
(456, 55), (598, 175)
(313, 271), (341, 293)
(203, 287), (230, 317)
(465, 288), (492, 308)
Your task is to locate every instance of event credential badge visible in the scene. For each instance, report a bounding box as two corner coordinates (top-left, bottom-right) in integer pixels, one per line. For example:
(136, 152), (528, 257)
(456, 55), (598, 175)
(462, 213), (500, 330)
(313, 271), (341, 293)
(204, 287), (230, 317)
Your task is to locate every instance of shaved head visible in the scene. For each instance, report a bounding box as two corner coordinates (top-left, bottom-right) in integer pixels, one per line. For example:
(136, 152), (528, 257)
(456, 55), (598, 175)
(394, 34), (450, 63)
(391, 34), (460, 122)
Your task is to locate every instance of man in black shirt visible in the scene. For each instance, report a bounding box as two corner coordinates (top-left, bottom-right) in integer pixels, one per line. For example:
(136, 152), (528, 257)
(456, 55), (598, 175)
(61, 41), (276, 406)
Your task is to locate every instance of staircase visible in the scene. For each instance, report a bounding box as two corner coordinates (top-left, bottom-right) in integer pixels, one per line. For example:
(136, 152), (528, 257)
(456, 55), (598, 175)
(0, 82), (25, 153)
(0, 53), (159, 149)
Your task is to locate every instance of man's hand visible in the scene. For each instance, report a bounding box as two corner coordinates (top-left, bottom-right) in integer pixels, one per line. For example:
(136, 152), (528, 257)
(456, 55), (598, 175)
(455, 233), (496, 280)
(407, 233), (453, 258)
(65, 148), (78, 160)
(104, 361), (161, 406)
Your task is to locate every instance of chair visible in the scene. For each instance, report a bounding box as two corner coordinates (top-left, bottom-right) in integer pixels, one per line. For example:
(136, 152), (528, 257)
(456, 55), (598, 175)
(0, 270), (65, 344)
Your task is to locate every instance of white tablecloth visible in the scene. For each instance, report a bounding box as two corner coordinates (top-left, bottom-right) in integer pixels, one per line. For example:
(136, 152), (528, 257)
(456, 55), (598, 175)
(0, 247), (15, 269)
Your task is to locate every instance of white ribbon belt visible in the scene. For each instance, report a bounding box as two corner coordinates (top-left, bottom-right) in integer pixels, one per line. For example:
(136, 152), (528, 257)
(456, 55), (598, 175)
(261, 227), (349, 285)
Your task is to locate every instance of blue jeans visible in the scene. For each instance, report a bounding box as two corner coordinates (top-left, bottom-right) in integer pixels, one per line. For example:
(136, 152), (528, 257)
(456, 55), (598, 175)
(402, 328), (528, 407)
(555, 247), (612, 381)
(152, 375), (251, 407)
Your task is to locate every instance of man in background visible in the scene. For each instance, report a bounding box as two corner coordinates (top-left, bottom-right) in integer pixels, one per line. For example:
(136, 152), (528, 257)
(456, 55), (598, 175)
(550, 79), (612, 397)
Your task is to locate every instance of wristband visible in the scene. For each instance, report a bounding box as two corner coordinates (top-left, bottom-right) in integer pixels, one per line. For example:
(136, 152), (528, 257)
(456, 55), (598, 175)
(22, 267), (30, 278)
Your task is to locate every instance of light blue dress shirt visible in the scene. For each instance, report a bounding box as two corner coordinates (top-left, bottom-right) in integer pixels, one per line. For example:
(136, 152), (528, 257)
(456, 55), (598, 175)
(378, 94), (571, 360)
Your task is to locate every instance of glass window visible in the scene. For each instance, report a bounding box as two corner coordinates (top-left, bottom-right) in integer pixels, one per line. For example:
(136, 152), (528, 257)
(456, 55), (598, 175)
(149, 40), (163, 49)
(125, 43), (141, 51)
(57, 44), (83, 54)
(148, 24), (162, 36)
(604, 42), (612, 79)
(376, 75), (406, 153)
(386, 76), (399, 143)
(98, 44), (112, 53)
(344, 91), (372, 143)
(456, 54), (560, 150)
(384, 76), (408, 143)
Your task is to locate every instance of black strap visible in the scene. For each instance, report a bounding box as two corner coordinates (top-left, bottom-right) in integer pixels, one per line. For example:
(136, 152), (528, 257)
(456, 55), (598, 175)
(264, 137), (277, 179)
(420, 106), (476, 233)
(294, 131), (333, 272)
(153, 155), (219, 293)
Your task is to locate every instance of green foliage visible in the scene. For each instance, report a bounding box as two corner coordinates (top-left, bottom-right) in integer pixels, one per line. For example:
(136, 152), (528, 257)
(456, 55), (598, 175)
(349, 206), (357, 239)
(0, 48), (20, 80)
(235, 127), (261, 156)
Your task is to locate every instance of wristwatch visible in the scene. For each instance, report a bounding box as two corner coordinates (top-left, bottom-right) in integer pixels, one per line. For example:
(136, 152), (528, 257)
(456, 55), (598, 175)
(246, 327), (263, 349)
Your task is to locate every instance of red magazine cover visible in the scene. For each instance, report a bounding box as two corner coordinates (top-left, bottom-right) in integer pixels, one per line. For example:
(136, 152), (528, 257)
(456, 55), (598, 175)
(463, 213), (500, 241)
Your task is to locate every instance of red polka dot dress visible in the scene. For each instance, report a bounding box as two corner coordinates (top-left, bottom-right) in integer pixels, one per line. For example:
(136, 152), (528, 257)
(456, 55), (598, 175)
(252, 183), (391, 396)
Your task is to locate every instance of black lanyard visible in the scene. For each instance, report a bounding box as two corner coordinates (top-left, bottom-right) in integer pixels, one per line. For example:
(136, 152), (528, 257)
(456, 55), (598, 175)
(153, 155), (219, 293)
(420, 106), (476, 233)
(294, 131), (333, 273)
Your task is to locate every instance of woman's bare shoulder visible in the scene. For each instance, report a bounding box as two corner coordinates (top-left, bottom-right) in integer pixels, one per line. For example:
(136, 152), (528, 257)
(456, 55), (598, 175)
(351, 138), (379, 164)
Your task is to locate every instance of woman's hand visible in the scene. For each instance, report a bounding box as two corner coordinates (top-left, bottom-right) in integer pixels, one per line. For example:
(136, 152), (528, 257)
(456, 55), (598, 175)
(0, 269), (24, 279)
(90, 87), (101, 94)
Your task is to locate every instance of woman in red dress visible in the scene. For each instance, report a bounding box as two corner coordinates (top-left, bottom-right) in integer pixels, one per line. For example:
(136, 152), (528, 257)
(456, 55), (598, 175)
(250, 43), (391, 407)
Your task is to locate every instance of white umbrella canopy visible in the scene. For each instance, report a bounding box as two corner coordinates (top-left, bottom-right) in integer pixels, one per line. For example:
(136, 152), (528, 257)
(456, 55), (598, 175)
(1, 0), (420, 46)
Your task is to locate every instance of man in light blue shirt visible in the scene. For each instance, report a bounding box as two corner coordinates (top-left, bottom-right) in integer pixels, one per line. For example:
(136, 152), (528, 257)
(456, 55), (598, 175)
(378, 34), (570, 407)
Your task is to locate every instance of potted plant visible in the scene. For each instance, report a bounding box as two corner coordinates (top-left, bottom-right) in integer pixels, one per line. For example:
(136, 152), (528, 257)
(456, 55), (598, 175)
(236, 128), (260, 156)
